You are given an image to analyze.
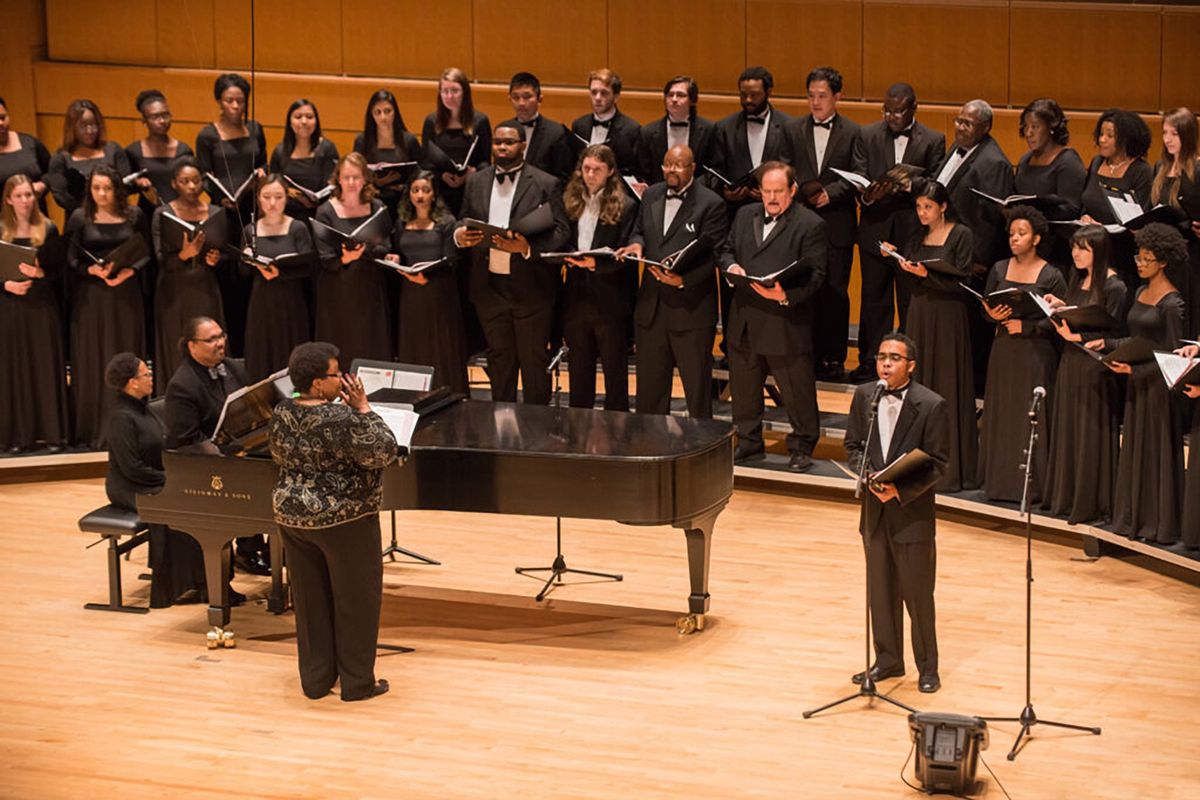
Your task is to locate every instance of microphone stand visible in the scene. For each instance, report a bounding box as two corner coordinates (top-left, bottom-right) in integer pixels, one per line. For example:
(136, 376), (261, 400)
(515, 345), (623, 601)
(804, 385), (916, 719)
(981, 394), (1100, 759)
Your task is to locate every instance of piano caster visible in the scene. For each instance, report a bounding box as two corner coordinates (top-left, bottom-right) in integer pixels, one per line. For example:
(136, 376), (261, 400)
(676, 613), (705, 635)
(206, 627), (236, 649)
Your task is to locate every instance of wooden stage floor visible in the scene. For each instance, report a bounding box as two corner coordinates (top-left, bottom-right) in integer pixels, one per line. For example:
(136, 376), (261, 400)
(2, 477), (1198, 799)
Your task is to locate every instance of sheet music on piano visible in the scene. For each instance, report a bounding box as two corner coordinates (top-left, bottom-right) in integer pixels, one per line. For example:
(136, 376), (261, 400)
(370, 405), (419, 450)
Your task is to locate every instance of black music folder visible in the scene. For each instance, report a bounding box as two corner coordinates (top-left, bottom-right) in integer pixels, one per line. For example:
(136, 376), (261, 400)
(871, 448), (932, 484)
(211, 368), (293, 454)
(1080, 336), (1157, 365)
(205, 171), (256, 204)
(310, 206), (390, 249)
(1051, 304), (1121, 331)
(1153, 351), (1200, 391)
(283, 175), (334, 203)
(375, 256), (447, 275)
(877, 241), (965, 278)
(0, 240), (39, 282)
(702, 164), (759, 190)
(637, 239), (698, 272)
(723, 259), (798, 288)
(426, 138), (479, 175)
(959, 284), (1049, 318)
(463, 202), (555, 240)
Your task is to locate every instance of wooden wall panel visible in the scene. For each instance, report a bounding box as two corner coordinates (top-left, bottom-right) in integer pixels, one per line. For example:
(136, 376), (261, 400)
(155, 0), (215, 68)
(341, 1), (473, 80)
(747, 0), (864, 99)
(608, 0), (747, 93)
(251, 0), (342, 75)
(1161, 8), (1200, 112)
(211, 0), (252, 70)
(0, 0), (46, 131)
(1010, 3), (1160, 112)
(46, 0), (159, 65)
(862, 1), (1009, 106)
(473, 1), (607, 87)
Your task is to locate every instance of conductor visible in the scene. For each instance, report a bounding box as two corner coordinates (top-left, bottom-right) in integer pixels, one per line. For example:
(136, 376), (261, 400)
(843, 332), (948, 693)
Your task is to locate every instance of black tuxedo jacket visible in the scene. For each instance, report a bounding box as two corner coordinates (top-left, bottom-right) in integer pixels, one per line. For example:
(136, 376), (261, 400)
(455, 163), (570, 318)
(569, 110), (641, 177)
(784, 113), (866, 248)
(631, 182), (729, 331)
(936, 136), (1015, 267)
(717, 202), (827, 356)
(502, 116), (574, 181)
(709, 106), (793, 201)
(855, 121), (946, 248)
(636, 115), (718, 185)
(164, 355), (249, 449)
(564, 199), (638, 316)
(844, 380), (948, 544)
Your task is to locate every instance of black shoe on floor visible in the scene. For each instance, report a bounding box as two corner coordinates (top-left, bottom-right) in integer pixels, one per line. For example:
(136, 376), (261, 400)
(851, 665), (905, 685)
(848, 364), (877, 384)
(235, 551), (271, 576)
(342, 678), (389, 702)
(918, 674), (941, 693)
(734, 443), (766, 463)
(815, 362), (846, 382)
(788, 452), (814, 472)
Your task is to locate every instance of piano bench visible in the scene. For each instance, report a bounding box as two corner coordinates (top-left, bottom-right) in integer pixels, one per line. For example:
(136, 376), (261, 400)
(79, 505), (151, 614)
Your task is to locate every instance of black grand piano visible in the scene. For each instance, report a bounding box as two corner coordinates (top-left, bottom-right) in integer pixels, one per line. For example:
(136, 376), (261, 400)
(138, 400), (734, 641)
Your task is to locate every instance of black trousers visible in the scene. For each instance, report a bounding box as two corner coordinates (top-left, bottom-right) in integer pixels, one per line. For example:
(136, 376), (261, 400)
(728, 329), (819, 455)
(280, 515), (383, 700)
(813, 243), (854, 367)
(635, 322), (714, 419)
(857, 248), (914, 364)
(564, 300), (629, 411)
(865, 530), (938, 678)
(478, 297), (553, 405)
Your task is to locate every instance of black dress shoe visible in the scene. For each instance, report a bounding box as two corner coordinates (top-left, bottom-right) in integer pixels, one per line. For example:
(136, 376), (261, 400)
(851, 665), (905, 685)
(848, 364), (877, 384)
(734, 443), (765, 463)
(788, 452), (813, 472)
(815, 362), (846, 382)
(919, 674), (941, 693)
(235, 552), (272, 576)
(342, 678), (389, 702)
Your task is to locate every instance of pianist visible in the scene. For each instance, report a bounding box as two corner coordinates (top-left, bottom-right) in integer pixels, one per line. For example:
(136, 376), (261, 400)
(270, 341), (400, 702)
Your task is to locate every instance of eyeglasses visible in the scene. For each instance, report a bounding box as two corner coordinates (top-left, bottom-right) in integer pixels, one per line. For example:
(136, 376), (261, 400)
(953, 117), (982, 128)
(875, 353), (912, 363)
(193, 333), (228, 344)
(321, 371), (342, 380)
(1133, 257), (1160, 267)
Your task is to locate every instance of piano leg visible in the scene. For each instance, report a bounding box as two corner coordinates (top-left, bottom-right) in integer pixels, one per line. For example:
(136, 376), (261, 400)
(679, 510), (719, 634)
(202, 540), (233, 630)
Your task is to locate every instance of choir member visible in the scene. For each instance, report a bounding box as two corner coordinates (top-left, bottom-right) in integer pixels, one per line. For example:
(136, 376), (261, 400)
(719, 161), (827, 472)
(1, 175), (68, 452)
(354, 89), (422, 218)
(1079, 109), (1153, 287)
(66, 166), (150, 449)
(1104, 224), (1188, 544)
(617, 144), (728, 418)
(422, 68), (492, 218)
(784, 66), (865, 381)
(977, 206), (1066, 503)
(125, 89), (194, 219)
(1150, 108), (1199, 337)
(269, 98), (339, 220)
(103, 352), (224, 607)
(270, 342), (399, 701)
(151, 157), (227, 384)
(636, 76), (718, 186)
(560, 144), (637, 410)
(1176, 342), (1200, 550)
(568, 69), (642, 189)
(241, 174), (317, 381)
(1040, 225), (1126, 523)
(853, 82), (945, 381)
(882, 178), (977, 492)
(46, 99), (131, 217)
(453, 123), (570, 405)
(386, 171), (468, 394)
(1014, 98), (1087, 270)
(503, 72), (573, 181)
(312, 153), (394, 369)
(710, 66), (792, 210)
(0, 97), (51, 206)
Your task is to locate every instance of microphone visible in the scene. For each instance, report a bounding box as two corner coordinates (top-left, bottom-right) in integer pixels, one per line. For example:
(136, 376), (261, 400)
(870, 378), (888, 407)
(1028, 385), (1046, 418)
(546, 344), (569, 373)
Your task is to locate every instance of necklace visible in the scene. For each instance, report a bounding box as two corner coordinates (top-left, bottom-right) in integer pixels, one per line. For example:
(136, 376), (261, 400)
(1103, 156), (1130, 175)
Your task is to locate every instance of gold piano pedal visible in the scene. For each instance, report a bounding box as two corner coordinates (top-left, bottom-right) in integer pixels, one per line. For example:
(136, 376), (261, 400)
(676, 613), (706, 635)
(206, 627), (237, 649)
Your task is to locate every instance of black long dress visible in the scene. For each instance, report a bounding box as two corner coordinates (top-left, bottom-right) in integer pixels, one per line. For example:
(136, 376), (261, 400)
(1015, 148), (1087, 270)
(0, 224), (69, 450)
(151, 204), (226, 384)
(903, 223), (978, 492)
(1040, 275), (1128, 523)
(312, 199), (393, 369)
(393, 218), (467, 394)
(66, 208), (151, 449)
(1168, 164), (1200, 338)
(420, 111), (491, 217)
(269, 138), (339, 221)
(352, 131), (422, 218)
(45, 141), (132, 217)
(1111, 289), (1186, 543)
(1184, 398), (1200, 549)
(124, 139), (194, 218)
(1080, 156), (1153, 295)
(0, 132), (52, 210)
(242, 219), (317, 381)
(977, 260), (1067, 502)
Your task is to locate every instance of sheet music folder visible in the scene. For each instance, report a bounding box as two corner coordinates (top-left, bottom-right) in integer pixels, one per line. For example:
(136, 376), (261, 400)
(871, 448), (932, 484)
(211, 368), (293, 454)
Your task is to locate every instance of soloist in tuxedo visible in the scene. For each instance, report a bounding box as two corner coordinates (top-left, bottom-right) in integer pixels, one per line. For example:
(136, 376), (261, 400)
(843, 335), (949, 692)
(455, 125), (570, 405)
(623, 144), (729, 418)
(718, 163), (827, 471)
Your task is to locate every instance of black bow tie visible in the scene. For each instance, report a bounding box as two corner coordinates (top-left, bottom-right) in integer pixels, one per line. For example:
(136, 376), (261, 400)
(813, 118), (834, 130)
(207, 363), (228, 381)
(954, 147), (969, 158)
(668, 119), (689, 128)
(520, 119), (537, 128)
(592, 117), (612, 128)
(887, 126), (913, 140)
(666, 189), (688, 200)
(763, 213), (780, 225)
(495, 169), (519, 184)
(745, 114), (767, 125)
(881, 386), (906, 399)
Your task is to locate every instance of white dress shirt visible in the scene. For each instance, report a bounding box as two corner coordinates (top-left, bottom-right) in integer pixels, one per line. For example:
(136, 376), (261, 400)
(589, 109), (615, 146)
(877, 383), (909, 458)
(487, 169), (521, 275)
(936, 143), (979, 186)
(893, 128), (912, 165)
(746, 109), (771, 169)
(812, 114), (835, 171)
(577, 191), (602, 250)
(666, 116), (689, 151)
(662, 179), (693, 235)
